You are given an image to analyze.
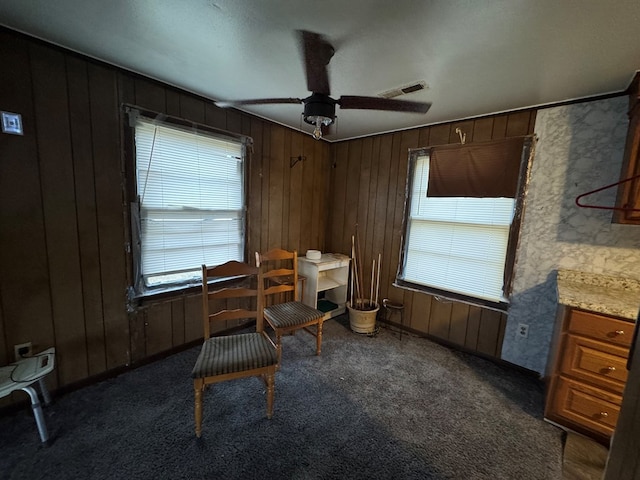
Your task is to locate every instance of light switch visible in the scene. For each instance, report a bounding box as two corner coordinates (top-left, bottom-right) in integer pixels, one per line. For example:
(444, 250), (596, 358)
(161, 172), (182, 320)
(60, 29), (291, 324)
(1, 111), (24, 135)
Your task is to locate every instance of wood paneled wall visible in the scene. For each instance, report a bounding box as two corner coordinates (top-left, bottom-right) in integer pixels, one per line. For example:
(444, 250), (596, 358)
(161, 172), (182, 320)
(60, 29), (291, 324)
(326, 112), (536, 357)
(0, 29), (330, 403)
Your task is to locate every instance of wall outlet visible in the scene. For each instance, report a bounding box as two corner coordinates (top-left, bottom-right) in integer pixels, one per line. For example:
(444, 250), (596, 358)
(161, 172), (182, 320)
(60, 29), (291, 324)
(14, 342), (32, 361)
(517, 324), (529, 339)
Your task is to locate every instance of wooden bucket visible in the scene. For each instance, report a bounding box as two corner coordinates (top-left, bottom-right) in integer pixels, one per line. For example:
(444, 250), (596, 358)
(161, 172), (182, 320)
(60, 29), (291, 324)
(347, 300), (379, 334)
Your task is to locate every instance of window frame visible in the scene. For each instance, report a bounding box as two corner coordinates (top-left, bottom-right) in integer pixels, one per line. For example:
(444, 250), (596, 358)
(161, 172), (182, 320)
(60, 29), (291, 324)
(395, 137), (535, 311)
(123, 106), (251, 301)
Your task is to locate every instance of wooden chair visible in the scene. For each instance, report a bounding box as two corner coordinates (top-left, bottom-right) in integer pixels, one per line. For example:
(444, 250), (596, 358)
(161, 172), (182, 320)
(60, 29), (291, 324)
(255, 249), (325, 367)
(191, 261), (277, 438)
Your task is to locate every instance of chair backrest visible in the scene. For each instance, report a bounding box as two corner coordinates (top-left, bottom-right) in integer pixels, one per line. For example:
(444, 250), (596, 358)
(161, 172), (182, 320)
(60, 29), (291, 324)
(255, 249), (299, 302)
(201, 261), (263, 338)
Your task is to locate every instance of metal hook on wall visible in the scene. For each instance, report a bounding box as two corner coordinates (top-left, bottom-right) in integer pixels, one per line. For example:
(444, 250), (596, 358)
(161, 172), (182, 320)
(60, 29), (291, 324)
(290, 155), (306, 168)
(455, 127), (466, 145)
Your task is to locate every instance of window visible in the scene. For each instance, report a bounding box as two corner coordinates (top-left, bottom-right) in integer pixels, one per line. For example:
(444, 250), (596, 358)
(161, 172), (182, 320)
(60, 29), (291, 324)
(130, 113), (247, 294)
(396, 138), (532, 309)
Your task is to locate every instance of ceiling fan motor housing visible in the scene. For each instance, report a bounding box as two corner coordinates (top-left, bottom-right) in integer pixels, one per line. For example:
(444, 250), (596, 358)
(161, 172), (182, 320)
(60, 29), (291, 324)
(303, 93), (336, 125)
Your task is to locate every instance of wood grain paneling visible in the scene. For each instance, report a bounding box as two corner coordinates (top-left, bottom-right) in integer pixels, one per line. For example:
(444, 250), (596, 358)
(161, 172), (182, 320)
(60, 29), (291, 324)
(135, 77), (166, 112)
(248, 118), (264, 258)
(226, 110), (242, 134)
(288, 133), (303, 251)
(328, 110), (536, 358)
(145, 302), (172, 356)
(205, 102), (226, 129)
(267, 126), (285, 249)
(328, 142), (349, 254)
(343, 139), (363, 255)
(88, 63), (130, 370)
(260, 123), (272, 254)
(171, 299), (185, 347)
(449, 302), (471, 346)
(429, 299), (453, 339)
(31, 44), (88, 385)
(470, 118), (494, 142)
(310, 139), (329, 252)
(280, 129), (292, 250)
(68, 56), (107, 377)
(364, 137), (381, 271)
(129, 310), (146, 363)
(0, 32), (56, 372)
(165, 89), (181, 118)
(179, 93), (205, 123)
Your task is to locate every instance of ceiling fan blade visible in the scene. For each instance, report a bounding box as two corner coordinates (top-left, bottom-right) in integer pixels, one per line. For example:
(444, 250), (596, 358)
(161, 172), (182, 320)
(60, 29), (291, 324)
(215, 98), (303, 108)
(338, 95), (431, 114)
(299, 30), (334, 95)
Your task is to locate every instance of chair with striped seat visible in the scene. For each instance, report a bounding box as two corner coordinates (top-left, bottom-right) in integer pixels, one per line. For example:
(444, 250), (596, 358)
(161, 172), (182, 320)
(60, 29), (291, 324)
(191, 261), (277, 438)
(256, 249), (325, 367)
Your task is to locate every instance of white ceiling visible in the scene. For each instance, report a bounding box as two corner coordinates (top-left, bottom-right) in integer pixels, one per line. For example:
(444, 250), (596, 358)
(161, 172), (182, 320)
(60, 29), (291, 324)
(2, 0), (640, 141)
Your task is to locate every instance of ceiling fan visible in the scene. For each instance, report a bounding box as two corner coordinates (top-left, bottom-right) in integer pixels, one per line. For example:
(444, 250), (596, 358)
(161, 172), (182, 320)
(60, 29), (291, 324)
(215, 30), (432, 140)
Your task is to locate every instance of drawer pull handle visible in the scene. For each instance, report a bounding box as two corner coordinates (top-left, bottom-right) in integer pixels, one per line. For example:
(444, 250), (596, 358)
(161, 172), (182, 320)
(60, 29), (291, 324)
(599, 412), (609, 418)
(614, 330), (625, 335)
(607, 366), (616, 372)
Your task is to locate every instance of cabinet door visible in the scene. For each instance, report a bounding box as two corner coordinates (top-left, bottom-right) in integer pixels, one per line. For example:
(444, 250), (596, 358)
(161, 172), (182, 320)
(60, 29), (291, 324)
(561, 334), (629, 393)
(552, 376), (621, 437)
(567, 310), (633, 347)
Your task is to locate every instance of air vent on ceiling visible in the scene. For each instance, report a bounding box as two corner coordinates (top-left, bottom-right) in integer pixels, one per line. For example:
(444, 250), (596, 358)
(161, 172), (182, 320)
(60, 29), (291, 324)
(379, 81), (427, 99)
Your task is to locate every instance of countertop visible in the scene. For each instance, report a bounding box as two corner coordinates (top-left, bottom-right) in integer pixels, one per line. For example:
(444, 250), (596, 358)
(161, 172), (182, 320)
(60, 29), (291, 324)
(557, 270), (640, 320)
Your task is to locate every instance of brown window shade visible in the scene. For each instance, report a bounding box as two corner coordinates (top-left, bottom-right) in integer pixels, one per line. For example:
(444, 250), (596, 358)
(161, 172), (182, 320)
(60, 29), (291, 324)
(427, 137), (525, 198)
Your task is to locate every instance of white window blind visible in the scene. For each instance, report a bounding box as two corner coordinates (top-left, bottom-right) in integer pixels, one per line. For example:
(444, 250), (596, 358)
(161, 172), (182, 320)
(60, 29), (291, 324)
(400, 154), (515, 303)
(134, 118), (245, 287)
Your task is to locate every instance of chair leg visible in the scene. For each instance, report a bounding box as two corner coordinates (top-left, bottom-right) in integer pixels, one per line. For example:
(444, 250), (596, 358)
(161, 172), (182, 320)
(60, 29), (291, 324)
(194, 379), (204, 438)
(38, 377), (52, 406)
(316, 320), (323, 356)
(276, 333), (283, 369)
(266, 372), (275, 419)
(21, 386), (48, 443)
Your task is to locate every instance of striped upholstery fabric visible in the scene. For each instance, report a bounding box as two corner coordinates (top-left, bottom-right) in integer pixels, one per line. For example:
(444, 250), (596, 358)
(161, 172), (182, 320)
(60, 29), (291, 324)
(264, 301), (324, 328)
(191, 333), (277, 378)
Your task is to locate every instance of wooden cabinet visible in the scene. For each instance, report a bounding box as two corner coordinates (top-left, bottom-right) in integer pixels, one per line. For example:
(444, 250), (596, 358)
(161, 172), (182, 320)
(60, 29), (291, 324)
(545, 308), (634, 443)
(298, 253), (350, 320)
(614, 71), (640, 223)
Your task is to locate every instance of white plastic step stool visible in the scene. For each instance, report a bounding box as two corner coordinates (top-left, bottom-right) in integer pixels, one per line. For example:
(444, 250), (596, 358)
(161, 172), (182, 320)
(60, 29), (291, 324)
(0, 348), (56, 443)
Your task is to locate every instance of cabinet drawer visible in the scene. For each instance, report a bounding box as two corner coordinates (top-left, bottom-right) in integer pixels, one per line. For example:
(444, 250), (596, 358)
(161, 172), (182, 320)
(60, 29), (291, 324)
(568, 310), (634, 347)
(561, 334), (629, 393)
(553, 376), (621, 437)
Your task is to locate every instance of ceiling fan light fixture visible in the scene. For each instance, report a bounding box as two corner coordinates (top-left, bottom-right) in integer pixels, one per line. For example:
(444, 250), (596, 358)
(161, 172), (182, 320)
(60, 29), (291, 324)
(302, 93), (336, 139)
(307, 115), (333, 139)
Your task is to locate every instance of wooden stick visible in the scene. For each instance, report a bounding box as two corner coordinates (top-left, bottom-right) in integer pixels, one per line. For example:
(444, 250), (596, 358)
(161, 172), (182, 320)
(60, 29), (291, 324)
(370, 259), (375, 308)
(350, 236), (355, 308)
(351, 235), (361, 308)
(354, 254), (362, 308)
(356, 225), (364, 307)
(375, 253), (381, 306)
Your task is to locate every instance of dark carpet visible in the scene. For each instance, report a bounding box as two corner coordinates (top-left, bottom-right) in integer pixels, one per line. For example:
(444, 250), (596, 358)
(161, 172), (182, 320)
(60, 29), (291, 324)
(0, 316), (563, 479)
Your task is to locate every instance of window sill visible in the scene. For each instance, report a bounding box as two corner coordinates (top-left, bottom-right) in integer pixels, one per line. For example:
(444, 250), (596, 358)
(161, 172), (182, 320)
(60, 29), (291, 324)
(393, 280), (509, 313)
(128, 282), (202, 309)
(129, 275), (248, 310)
